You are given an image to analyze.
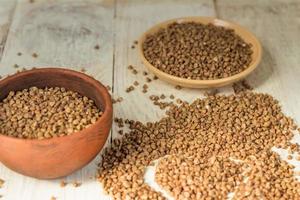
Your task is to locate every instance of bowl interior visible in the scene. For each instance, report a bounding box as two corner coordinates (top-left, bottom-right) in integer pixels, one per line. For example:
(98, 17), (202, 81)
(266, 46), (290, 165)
(138, 17), (262, 88)
(0, 68), (107, 111)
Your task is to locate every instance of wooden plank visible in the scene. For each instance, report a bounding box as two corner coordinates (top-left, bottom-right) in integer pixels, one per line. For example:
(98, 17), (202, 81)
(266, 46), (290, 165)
(0, 0), (17, 61)
(112, 0), (216, 134)
(2, 0), (299, 199)
(0, 0), (114, 199)
(215, 0), (300, 122)
(216, 0), (300, 182)
(111, 0), (216, 198)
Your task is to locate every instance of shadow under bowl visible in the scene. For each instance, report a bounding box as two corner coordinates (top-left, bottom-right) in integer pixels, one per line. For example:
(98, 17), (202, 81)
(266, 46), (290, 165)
(0, 68), (113, 179)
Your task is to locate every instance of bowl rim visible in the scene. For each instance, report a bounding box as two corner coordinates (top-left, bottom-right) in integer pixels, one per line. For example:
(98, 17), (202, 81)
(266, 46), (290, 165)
(0, 67), (112, 143)
(138, 16), (262, 87)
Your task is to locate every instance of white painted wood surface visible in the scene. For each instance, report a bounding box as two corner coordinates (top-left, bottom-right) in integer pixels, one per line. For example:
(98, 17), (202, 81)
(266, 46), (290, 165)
(0, 0), (299, 199)
(112, 0), (215, 145)
(216, 0), (300, 121)
(0, 0), (114, 199)
(0, 0), (16, 59)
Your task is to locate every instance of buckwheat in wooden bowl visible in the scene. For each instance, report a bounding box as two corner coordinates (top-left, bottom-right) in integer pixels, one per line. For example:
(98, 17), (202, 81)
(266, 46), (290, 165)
(138, 17), (262, 88)
(0, 68), (112, 179)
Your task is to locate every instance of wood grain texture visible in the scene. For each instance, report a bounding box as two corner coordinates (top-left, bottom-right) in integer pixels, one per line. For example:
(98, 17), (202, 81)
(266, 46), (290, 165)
(0, 0), (299, 199)
(216, 0), (300, 186)
(111, 1), (216, 197)
(112, 0), (216, 138)
(215, 0), (300, 123)
(0, 0), (114, 199)
(0, 0), (16, 60)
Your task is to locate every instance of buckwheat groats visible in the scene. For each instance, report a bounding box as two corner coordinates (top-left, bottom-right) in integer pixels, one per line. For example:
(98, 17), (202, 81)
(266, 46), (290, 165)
(142, 22), (253, 80)
(0, 86), (102, 139)
(0, 179), (4, 188)
(156, 156), (245, 199)
(98, 91), (300, 199)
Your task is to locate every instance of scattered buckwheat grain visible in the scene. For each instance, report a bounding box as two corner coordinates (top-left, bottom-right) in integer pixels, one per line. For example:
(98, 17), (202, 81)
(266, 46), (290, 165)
(160, 94), (166, 99)
(60, 181), (67, 187)
(114, 118), (124, 128)
(142, 84), (148, 93)
(0, 179), (4, 188)
(126, 86), (135, 93)
(113, 97), (123, 104)
(143, 71), (148, 76)
(106, 85), (111, 91)
(175, 85), (182, 90)
(73, 181), (82, 187)
(132, 69), (138, 75)
(32, 53), (38, 58)
(98, 91), (300, 199)
(176, 98), (183, 104)
(143, 84), (148, 89)
(80, 68), (86, 73)
(128, 65), (133, 70)
(150, 94), (173, 110)
(149, 95), (159, 101)
(118, 130), (123, 135)
(116, 97), (123, 103)
(13, 64), (19, 68)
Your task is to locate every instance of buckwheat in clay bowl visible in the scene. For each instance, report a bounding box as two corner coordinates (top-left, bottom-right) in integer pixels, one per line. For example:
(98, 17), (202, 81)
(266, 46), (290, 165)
(139, 17), (262, 88)
(0, 68), (112, 179)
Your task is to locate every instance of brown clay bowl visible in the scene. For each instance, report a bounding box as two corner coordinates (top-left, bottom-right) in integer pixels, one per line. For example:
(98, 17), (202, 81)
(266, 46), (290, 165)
(0, 68), (113, 179)
(138, 16), (262, 88)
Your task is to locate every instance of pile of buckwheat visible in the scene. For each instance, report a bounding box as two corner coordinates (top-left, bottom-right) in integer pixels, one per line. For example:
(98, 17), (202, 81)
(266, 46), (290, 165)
(142, 22), (253, 80)
(0, 87), (102, 139)
(98, 91), (300, 199)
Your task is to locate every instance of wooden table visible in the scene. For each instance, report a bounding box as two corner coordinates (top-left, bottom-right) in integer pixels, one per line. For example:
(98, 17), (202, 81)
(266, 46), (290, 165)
(0, 0), (299, 199)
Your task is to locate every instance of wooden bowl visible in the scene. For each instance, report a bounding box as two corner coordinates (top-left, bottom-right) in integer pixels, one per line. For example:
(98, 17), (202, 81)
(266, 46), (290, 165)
(0, 68), (113, 179)
(138, 17), (262, 88)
